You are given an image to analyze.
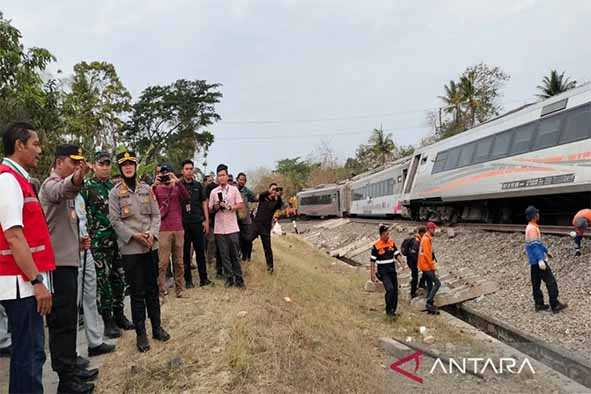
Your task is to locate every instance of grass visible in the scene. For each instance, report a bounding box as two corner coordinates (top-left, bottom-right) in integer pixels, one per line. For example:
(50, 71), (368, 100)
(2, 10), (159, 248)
(96, 234), (475, 394)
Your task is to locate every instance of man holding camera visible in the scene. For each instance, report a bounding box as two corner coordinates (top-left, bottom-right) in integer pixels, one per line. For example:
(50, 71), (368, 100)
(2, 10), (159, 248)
(208, 164), (245, 288)
(251, 183), (283, 273)
(153, 164), (190, 298)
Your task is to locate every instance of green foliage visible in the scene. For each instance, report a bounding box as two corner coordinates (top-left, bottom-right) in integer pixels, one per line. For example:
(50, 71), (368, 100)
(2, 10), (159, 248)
(275, 157), (319, 190)
(536, 70), (577, 99)
(124, 79), (222, 168)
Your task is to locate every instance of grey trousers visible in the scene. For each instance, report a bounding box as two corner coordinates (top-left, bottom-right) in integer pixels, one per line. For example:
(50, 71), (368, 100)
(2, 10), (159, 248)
(0, 304), (10, 349)
(78, 250), (104, 349)
(216, 232), (243, 282)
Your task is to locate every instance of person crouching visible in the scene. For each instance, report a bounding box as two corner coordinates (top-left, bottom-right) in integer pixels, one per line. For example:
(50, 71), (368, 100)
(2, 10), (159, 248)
(370, 225), (403, 318)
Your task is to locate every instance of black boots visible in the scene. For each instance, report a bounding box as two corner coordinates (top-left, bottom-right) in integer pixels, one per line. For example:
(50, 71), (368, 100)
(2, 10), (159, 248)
(153, 326), (171, 342)
(88, 343), (116, 357)
(102, 314), (122, 339)
(114, 310), (135, 331)
(136, 324), (150, 353)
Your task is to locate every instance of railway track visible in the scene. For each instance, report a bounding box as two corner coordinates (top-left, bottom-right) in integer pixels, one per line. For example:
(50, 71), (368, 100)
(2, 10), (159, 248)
(348, 217), (575, 236)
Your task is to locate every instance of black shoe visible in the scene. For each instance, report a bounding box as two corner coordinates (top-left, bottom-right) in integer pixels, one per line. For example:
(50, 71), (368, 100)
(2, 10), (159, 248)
(426, 304), (440, 315)
(534, 304), (550, 312)
(552, 302), (568, 313)
(0, 346), (10, 358)
(200, 279), (213, 287)
(74, 367), (99, 382)
(185, 281), (195, 289)
(57, 377), (95, 393)
(153, 326), (171, 342)
(267, 266), (274, 274)
(75, 356), (90, 369)
(114, 313), (135, 331)
(88, 343), (116, 357)
(235, 278), (246, 288)
(103, 316), (122, 338)
(136, 331), (150, 353)
(575, 250), (581, 257)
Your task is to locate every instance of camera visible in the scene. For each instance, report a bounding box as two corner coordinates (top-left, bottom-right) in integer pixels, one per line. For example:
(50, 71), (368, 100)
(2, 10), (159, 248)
(218, 192), (226, 210)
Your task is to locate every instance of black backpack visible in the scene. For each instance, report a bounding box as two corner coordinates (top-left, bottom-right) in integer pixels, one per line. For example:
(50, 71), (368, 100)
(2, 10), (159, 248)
(400, 237), (415, 257)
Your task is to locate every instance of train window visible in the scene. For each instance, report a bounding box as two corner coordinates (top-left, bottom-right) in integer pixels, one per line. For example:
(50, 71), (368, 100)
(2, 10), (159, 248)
(532, 114), (564, 150)
(491, 131), (512, 158)
(352, 189), (362, 201)
(432, 151), (448, 174)
(560, 105), (591, 144)
(421, 156), (428, 165)
(443, 147), (461, 171)
(457, 142), (476, 167)
(509, 123), (536, 155)
(473, 136), (493, 163)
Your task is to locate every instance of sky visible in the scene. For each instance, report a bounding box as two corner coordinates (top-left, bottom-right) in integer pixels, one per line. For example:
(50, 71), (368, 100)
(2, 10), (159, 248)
(4, 1), (591, 175)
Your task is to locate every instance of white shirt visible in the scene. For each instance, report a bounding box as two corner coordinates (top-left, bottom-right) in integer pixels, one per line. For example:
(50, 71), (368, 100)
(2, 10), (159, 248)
(0, 158), (51, 301)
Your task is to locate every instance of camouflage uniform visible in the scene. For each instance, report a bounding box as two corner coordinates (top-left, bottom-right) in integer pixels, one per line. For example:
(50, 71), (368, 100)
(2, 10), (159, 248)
(81, 177), (126, 319)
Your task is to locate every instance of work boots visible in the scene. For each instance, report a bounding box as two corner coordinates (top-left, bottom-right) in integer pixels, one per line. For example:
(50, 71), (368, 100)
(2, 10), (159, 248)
(136, 323), (150, 353)
(102, 314), (122, 339)
(153, 326), (171, 342)
(114, 310), (135, 331)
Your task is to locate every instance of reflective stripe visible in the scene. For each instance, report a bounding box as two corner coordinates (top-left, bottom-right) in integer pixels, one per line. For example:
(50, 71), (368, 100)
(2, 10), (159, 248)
(23, 197), (39, 204)
(0, 245), (46, 256)
(376, 259), (394, 264)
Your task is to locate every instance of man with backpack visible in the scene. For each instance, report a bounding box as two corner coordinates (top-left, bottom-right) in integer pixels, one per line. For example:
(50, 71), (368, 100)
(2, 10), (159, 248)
(400, 226), (426, 299)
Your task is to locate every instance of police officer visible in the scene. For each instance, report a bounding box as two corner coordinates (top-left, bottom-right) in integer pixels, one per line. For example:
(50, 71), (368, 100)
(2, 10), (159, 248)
(108, 150), (170, 352)
(81, 151), (134, 338)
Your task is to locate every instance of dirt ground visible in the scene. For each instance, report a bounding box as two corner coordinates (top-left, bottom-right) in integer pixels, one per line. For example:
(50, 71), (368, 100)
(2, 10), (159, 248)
(94, 234), (577, 393)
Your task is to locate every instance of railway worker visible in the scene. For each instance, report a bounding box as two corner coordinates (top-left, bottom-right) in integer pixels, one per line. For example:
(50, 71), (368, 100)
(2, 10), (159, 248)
(418, 222), (440, 315)
(108, 150), (171, 352)
(370, 224), (404, 318)
(401, 226), (426, 299)
(39, 144), (98, 393)
(81, 150), (134, 340)
(524, 206), (568, 313)
(251, 183), (284, 274)
(236, 172), (258, 262)
(208, 164), (245, 287)
(572, 208), (591, 256)
(0, 122), (54, 393)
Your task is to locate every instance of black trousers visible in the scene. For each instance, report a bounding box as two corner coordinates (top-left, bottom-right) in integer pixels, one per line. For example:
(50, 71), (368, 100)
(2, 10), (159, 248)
(47, 266), (78, 379)
(377, 263), (398, 315)
(251, 224), (273, 269)
(422, 270), (441, 306)
(406, 256), (419, 297)
(239, 222), (253, 261)
(122, 251), (162, 332)
(183, 221), (208, 284)
(216, 233), (243, 284)
(531, 262), (559, 308)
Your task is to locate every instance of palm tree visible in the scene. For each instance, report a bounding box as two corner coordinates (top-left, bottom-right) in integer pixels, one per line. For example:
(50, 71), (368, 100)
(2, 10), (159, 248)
(536, 70), (577, 99)
(369, 126), (396, 165)
(459, 72), (479, 128)
(438, 80), (464, 128)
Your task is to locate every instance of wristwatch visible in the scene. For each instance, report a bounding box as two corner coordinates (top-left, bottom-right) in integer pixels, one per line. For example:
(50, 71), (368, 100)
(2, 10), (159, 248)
(30, 274), (44, 286)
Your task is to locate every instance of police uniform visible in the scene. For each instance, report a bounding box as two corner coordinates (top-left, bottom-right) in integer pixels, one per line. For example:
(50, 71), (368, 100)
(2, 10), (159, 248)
(80, 150), (133, 337)
(108, 150), (170, 352)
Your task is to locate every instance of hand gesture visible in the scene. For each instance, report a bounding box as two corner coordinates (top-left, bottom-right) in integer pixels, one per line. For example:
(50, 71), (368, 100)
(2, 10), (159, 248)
(34, 283), (52, 315)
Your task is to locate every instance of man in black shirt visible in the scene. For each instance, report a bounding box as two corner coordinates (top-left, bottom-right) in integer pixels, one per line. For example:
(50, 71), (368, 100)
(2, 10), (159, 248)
(180, 160), (212, 288)
(251, 183), (283, 273)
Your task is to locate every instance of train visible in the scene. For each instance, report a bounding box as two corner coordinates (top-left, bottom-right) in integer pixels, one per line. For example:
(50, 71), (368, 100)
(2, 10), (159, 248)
(297, 83), (591, 225)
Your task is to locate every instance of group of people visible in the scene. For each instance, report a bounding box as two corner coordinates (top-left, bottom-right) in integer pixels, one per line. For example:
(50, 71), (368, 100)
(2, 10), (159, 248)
(370, 204), (588, 318)
(0, 122), (283, 394)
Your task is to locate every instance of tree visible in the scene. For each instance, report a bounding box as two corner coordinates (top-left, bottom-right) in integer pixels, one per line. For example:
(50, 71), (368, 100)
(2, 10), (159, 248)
(124, 79), (222, 166)
(536, 70), (577, 99)
(62, 61), (131, 153)
(368, 126), (396, 165)
(275, 157), (318, 191)
(438, 80), (463, 130)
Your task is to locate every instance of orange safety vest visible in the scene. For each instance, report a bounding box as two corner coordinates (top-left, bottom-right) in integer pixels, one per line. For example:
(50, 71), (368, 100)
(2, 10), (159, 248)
(573, 209), (591, 226)
(418, 232), (435, 272)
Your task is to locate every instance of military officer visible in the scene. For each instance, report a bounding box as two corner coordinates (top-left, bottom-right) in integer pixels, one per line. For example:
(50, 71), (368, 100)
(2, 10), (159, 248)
(81, 151), (134, 338)
(108, 150), (170, 353)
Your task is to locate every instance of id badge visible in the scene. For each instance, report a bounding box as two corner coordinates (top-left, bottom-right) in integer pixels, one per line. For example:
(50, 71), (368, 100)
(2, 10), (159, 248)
(185, 204), (191, 213)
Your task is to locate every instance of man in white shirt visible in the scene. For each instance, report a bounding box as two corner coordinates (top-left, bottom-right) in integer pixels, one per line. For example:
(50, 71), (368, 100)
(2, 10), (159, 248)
(0, 122), (53, 394)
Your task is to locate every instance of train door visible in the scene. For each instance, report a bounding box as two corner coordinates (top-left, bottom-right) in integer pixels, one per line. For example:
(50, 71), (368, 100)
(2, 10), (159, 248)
(403, 154), (421, 194)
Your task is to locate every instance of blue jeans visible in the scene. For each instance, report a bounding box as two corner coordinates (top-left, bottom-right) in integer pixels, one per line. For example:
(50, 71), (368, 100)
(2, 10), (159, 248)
(1, 296), (46, 394)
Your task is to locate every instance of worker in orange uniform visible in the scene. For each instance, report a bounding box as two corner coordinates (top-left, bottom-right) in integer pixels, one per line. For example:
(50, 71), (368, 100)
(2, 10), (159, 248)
(418, 222), (440, 315)
(370, 224), (403, 318)
(572, 208), (591, 256)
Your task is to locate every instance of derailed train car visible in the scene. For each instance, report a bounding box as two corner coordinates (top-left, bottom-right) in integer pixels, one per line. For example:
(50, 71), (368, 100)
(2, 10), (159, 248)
(297, 83), (591, 224)
(297, 182), (350, 217)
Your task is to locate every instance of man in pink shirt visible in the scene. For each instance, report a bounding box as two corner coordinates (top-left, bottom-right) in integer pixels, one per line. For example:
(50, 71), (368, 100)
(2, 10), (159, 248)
(208, 164), (245, 288)
(153, 164), (190, 298)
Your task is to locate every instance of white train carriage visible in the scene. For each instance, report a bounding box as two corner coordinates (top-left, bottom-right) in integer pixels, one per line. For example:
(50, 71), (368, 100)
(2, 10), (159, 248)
(349, 160), (409, 216)
(400, 83), (591, 223)
(297, 183), (350, 217)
